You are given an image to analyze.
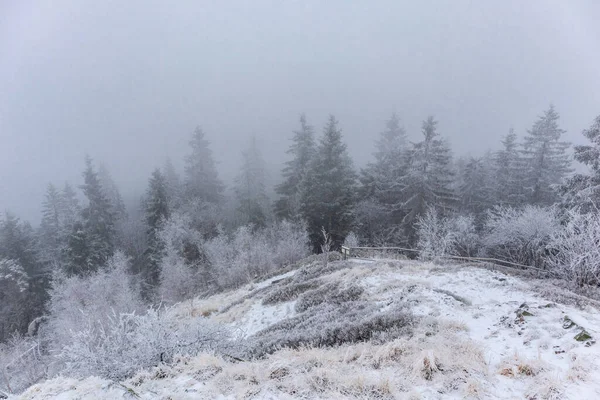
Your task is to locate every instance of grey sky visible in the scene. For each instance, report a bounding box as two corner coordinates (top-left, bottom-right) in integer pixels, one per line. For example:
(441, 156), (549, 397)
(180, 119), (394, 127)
(1, 0), (599, 222)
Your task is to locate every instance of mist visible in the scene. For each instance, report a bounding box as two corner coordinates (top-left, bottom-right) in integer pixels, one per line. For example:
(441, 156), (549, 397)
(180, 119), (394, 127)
(1, 0), (600, 221)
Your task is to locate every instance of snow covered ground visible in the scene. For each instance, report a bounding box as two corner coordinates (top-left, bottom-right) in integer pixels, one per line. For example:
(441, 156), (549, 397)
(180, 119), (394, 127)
(16, 259), (600, 399)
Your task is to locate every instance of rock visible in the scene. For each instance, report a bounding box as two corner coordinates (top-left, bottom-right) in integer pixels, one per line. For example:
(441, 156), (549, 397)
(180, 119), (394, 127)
(574, 330), (592, 342)
(562, 316), (576, 329)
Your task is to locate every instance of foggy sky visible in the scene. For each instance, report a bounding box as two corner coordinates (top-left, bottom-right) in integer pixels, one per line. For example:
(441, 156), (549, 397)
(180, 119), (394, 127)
(1, 0), (600, 222)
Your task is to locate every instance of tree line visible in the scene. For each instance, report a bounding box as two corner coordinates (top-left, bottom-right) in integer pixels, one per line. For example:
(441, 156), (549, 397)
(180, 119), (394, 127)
(4, 104), (600, 341)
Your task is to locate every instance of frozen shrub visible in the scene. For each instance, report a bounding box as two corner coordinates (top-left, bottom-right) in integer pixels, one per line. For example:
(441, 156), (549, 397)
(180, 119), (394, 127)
(547, 210), (600, 286)
(482, 206), (559, 268)
(205, 221), (310, 290)
(416, 208), (456, 261)
(57, 308), (230, 381)
(246, 302), (413, 358)
(449, 214), (480, 257)
(0, 334), (47, 396)
(268, 220), (311, 268)
(158, 214), (209, 305)
(45, 251), (144, 357)
(343, 232), (360, 248)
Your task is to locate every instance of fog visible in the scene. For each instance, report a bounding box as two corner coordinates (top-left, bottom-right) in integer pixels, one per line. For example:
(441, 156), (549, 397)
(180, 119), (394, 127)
(1, 0), (599, 222)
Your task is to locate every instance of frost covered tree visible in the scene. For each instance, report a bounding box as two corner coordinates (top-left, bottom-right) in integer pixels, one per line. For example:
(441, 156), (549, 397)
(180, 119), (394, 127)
(143, 168), (171, 295)
(458, 156), (494, 219)
(38, 184), (66, 268)
(561, 115), (600, 212)
(184, 127), (224, 205)
(143, 169), (170, 287)
(163, 158), (183, 210)
(300, 115), (357, 251)
(521, 105), (572, 205)
(358, 113), (408, 244)
(234, 137), (271, 228)
(98, 164), (127, 222)
(0, 258), (29, 339)
(400, 116), (456, 245)
(65, 157), (116, 274)
(493, 129), (525, 206)
(274, 114), (316, 221)
(0, 213), (44, 339)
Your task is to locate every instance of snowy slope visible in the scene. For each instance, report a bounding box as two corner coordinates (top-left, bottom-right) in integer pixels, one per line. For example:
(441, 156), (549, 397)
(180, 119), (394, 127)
(16, 259), (600, 399)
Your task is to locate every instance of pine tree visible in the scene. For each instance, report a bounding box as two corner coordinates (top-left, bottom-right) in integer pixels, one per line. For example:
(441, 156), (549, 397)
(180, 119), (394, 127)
(234, 137), (271, 228)
(561, 114), (600, 212)
(522, 105), (572, 205)
(184, 127), (224, 205)
(274, 114), (316, 220)
(143, 168), (170, 292)
(358, 113), (408, 244)
(301, 115), (357, 251)
(493, 129), (525, 206)
(400, 116), (456, 245)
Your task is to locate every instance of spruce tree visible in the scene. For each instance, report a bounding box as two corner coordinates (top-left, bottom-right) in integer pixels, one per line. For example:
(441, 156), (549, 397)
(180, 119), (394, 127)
(493, 129), (525, 206)
(400, 116), (456, 245)
(184, 127), (224, 205)
(459, 156), (494, 220)
(358, 113), (408, 244)
(163, 158), (183, 210)
(98, 164), (128, 221)
(67, 156), (116, 274)
(143, 168), (170, 292)
(39, 183), (65, 267)
(274, 114), (316, 220)
(561, 114), (600, 212)
(301, 115), (357, 251)
(234, 137), (271, 228)
(522, 105), (572, 205)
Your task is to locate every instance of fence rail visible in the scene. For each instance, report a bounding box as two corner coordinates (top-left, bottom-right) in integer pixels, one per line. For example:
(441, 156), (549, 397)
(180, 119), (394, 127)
(340, 246), (553, 275)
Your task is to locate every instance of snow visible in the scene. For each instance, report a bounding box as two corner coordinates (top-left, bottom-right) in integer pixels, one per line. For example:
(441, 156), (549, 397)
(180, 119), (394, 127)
(15, 260), (600, 399)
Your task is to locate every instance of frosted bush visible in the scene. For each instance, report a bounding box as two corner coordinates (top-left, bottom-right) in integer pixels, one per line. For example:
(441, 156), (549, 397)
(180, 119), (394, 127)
(482, 205), (559, 268)
(547, 210), (600, 285)
(158, 214), (208, 304)
(449, 215), (479, 257)
(205, 221), (310, 290)
(268, 220), (310, 268)
(45, 251), (144, 356)
(416, 208), (455, 261)
(0, 334), (47, 396)
(57, 308), (230, 381)
(343, 231), (360, 248)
